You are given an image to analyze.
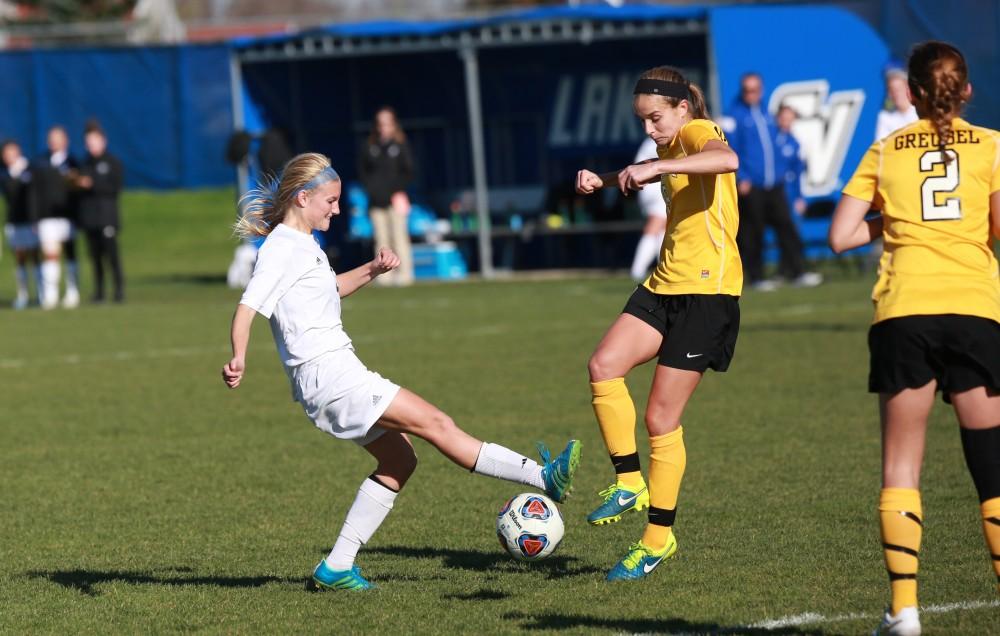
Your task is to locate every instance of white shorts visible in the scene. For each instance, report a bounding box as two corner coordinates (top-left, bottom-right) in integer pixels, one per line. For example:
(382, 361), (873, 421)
(292, 348), (401, 446)
(4, 223), (39, 250)
(38, 217), (74, 250)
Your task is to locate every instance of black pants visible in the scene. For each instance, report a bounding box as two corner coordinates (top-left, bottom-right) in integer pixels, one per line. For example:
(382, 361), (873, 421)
(737, 185), (805, 283)
(85, 226), (124, 300)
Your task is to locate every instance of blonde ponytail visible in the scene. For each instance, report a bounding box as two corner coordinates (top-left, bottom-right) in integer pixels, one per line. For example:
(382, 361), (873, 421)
(234, 152), (338, 239)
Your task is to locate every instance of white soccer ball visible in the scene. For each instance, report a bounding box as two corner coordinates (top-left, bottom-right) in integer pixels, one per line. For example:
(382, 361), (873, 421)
(495, 492), (565, 560)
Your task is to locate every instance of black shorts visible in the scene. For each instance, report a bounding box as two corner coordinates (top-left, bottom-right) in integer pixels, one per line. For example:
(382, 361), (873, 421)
(869, 315), (1000, 402)
(622, 286), (740, 372)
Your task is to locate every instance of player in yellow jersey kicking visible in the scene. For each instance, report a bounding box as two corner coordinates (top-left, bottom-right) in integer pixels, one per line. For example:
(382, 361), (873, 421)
(830, 41), (1000, 636)
(575, 66), (742, 581)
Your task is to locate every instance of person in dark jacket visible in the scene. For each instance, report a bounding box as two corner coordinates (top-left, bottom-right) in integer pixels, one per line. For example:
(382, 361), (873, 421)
(1, 140), (41, 309)
(34, 125), (81, 309)
(77, 121), (124, 303)
(358, 107), (415, 286)
(727, 74), (820, 290)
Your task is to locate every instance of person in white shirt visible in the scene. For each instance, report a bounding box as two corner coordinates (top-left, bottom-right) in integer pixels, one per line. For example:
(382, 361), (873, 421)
(628, 137), (668, 281)
(222, 152), (580, 592)
(875, 68), (919, 141)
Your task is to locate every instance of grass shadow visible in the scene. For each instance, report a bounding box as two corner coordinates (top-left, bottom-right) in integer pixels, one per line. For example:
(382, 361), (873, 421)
(351, 545), (603, 580)
(443, 588), (509, 601)
(503, 611), (827, 635)
(29, 569), (300, 597)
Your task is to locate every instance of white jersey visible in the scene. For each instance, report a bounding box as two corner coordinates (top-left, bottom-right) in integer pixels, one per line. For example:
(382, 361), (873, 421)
(634, 137), (668, 218)
(240, 223), (353, 374)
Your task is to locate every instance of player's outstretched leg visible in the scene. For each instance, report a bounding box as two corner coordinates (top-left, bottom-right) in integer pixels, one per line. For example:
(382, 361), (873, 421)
(314, 432), (417, 592)
(376, 388), (581, 502)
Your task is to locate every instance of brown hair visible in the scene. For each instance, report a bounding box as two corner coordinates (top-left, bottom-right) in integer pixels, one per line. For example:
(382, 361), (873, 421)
(234, 152), (338, 238)
(368, 106), (407, 145)
(907, 41), (969, 161)
(638, 66), (709, 120)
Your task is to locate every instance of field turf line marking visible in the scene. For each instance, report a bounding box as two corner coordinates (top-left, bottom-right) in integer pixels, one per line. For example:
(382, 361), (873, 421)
(748, 598), (999, 630)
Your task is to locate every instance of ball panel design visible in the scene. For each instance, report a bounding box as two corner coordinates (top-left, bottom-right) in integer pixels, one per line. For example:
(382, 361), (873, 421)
(495, 492), (564, 561)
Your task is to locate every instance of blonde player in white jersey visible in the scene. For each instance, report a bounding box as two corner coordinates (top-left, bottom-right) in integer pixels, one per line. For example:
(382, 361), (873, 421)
(629, 136), (668, 281)
(221, 153), (580, 592)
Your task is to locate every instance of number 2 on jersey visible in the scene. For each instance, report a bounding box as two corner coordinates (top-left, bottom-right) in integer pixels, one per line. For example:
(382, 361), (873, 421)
(919, 149), (961, 221)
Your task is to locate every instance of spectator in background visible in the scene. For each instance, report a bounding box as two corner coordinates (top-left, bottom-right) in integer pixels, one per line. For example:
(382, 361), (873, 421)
(629, 136), (668, 281)
(875, 67), (918, 141)
(34, 125), (81, 309)
(775, 105), (806, 218)
(77, 121), (125, 303)
(1, 140), (40, 309)
(727, 73), (820, 290)
(359, 107), (414, 286)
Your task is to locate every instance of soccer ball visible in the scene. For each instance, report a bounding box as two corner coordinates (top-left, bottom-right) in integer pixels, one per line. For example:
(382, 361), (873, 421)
(495, 492), (564, 560)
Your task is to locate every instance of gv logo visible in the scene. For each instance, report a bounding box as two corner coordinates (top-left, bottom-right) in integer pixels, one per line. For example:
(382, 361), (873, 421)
(768, 80), (865, 197)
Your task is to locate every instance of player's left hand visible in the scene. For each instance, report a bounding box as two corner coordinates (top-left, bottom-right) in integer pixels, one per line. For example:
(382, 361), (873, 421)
(372, 247), (400, 276)
(618, 162), (658, 194)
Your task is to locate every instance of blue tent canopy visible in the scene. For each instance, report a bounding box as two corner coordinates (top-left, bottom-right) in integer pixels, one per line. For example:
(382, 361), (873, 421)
(231, 3), (890, 275)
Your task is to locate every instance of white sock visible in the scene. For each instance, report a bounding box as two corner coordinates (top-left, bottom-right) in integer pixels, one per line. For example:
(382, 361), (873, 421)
(65, 261), (79, 292)
(473, 442), (545, 489)
(630, 232), (664, 281)
(41, 260), (60, 305)
(325, 477), (397, 571)
(14, 265), (28, 298)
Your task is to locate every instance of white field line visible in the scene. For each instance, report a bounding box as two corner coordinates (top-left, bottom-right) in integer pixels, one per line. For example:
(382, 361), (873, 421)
(749, 598), (999, 631)
(0, 301), (866, 370)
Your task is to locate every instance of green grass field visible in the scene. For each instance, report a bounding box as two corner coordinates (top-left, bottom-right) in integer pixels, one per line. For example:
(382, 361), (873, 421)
(1, 190), (997, 635)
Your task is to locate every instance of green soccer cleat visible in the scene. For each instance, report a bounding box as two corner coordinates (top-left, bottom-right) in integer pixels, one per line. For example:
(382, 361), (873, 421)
(587, 482), (650, 525)
(312, 561), (375, 591)
(605, 535), (677, 582)
(538, 439), (581, 503)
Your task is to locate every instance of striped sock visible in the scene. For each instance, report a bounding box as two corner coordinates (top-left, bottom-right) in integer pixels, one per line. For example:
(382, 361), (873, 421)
(981, 497), (1000, 593)
(591, 378), (644, 489)
(641, 427), (685, 551)
(880, 488), (922, 614)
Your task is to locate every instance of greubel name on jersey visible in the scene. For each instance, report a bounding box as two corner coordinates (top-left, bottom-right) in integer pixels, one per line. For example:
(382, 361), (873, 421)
(894, 129), (981, 150)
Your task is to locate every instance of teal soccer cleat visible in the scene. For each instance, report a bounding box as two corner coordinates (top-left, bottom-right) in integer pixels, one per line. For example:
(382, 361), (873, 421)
(312, 561), (375, 591)
(605, 535), (677, 582)
(538, 439), (582, 503)
(587, 482), (650, 525)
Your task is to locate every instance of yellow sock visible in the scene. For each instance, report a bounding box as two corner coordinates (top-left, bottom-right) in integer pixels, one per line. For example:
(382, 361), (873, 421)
(591, 378), (643, 489)
(880, 488), (922, 614)
(641, 426), (686, 552)
(981, 497), (1000, 593)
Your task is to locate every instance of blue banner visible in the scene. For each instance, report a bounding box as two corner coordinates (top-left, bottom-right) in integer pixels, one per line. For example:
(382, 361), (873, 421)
(710, 5), (890, 198)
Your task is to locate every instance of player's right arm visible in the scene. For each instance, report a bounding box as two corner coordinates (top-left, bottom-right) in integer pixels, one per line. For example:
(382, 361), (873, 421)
(831, 140), (885, 253)
(829, 194), (883, 253)
(575, 158), (658, 195)
(223, 303), (256, 389)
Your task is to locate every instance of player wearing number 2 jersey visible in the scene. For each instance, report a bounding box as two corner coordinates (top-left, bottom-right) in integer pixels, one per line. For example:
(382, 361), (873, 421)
(830, 41), (1000, 636)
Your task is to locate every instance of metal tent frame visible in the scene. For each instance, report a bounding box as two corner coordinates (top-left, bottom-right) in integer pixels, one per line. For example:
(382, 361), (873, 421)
(230, 9), (709, 277)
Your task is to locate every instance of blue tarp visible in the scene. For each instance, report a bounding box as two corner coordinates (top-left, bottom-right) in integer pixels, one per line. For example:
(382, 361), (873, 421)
(0, 44), (233, 189)
(232, 5), (707, 46)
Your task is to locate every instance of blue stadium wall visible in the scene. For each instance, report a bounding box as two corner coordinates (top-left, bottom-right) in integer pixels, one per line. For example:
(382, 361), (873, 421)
(0, 44), (233, 189)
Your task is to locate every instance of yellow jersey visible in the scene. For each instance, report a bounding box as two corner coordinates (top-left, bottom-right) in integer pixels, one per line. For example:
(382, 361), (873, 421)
(842, 118), (1000, 324)
(644, 118), (743, 297)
